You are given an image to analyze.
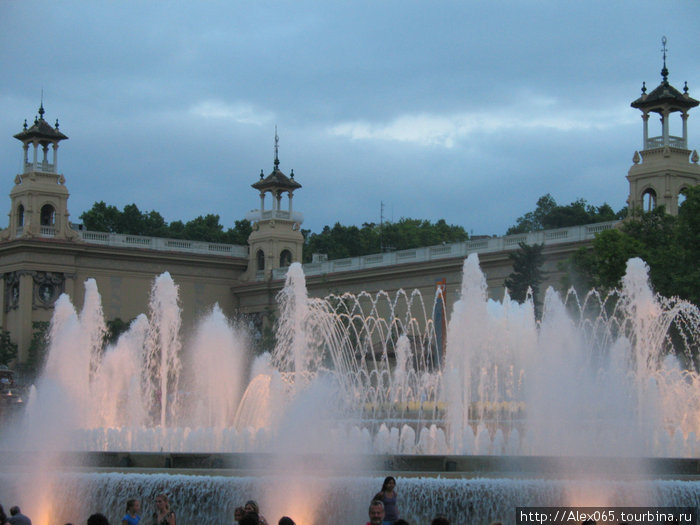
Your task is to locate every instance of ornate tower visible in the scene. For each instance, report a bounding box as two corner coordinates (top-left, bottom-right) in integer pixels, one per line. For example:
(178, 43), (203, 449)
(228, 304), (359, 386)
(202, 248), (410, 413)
(245, 131), (304, 279)
(627, 38), (700, 216)
(2, 103), (78, 240)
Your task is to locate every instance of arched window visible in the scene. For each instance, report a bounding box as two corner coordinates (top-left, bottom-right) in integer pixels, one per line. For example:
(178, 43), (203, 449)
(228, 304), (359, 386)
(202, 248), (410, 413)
(279, 249), (292, 268)
(678, 188), (688, 208)
(17, 204), (24, 226)
(642, 189), (657, 212)
(40, 204), (55, 226)
(256, 249), (265, 271)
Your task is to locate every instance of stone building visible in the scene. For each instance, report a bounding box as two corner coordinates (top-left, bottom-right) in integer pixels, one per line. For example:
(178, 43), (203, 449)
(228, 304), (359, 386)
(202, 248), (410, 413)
(0, 57), (698, 365)
(628, 41), (700, 215)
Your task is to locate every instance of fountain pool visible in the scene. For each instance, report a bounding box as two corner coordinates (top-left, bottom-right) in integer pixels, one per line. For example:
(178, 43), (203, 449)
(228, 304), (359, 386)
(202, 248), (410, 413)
(0, 254), (698, 524)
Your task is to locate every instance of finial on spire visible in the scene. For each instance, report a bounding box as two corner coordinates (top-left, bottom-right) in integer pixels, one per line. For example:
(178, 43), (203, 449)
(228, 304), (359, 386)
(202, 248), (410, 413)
(684, 81), (689, 94)
(274, 126), (280, 170)
(641, 81), (647, 94)
(23, 119), (27, 131)
(660, 36), (669, 83)
(260, 169), (264, 180)
(55, 119), (60, 130)
(290, 169), (294, 179)
(39, 88), (45, 119)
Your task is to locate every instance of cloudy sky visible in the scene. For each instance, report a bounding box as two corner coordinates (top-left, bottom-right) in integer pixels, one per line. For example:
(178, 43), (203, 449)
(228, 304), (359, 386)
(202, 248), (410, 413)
(1, 2), (699, 238)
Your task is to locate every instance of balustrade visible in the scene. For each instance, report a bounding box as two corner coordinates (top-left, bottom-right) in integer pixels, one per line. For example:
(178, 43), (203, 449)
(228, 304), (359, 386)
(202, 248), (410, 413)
(274, 221), (620, 281)
(74, 221), (617, 282)
(645, 135), (686, 149)
(24, 161), (56, 173)
(40, 226), (56, 237)
(78, 230), (248, 257)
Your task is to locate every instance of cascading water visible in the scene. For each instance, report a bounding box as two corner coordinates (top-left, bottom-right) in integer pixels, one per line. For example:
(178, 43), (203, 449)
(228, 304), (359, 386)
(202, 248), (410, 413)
(1, 256), (699, 525)
(4, 256), (699, 456)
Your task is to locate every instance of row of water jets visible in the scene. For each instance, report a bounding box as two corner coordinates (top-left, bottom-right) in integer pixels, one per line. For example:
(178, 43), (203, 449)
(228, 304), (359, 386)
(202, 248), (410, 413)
(8, 254), (700, 457)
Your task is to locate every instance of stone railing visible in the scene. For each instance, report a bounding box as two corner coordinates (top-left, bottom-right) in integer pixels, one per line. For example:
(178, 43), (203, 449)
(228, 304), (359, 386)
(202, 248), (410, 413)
(78, 230), (249, 257)
(24, 160), (56, 173)
(40, 226), (56, 237)
(245, 209), (304, 223)
(268, 221), (619, 280)
(645, 135), (686, 149)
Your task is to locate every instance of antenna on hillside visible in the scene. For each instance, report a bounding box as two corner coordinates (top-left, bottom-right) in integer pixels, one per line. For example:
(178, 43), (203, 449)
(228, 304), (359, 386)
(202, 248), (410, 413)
(380, 201), (385, 252)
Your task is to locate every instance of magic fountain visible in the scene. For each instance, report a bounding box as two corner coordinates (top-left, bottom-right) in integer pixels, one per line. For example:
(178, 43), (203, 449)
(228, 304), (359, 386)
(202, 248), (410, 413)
(1, 255), (699, 524)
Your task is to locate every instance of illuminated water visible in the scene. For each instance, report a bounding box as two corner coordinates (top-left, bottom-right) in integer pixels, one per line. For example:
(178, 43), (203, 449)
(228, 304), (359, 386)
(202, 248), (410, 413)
(1, 254), (699, 524)
(10, 255), (698, 457)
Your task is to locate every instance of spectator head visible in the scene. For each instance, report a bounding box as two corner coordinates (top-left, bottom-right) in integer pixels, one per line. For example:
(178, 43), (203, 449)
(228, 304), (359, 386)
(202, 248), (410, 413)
(155, 494), (170, 512)
(381, 476), (396, 492)
(431, 517), (450, 525)
(238, 513), (258, 525)
(87, 513), (110, 525)
(244, 500), (259, 515)
(368, 500), (385, 525)
(279, 518), (296, 525)
(9, 507), (20, 516)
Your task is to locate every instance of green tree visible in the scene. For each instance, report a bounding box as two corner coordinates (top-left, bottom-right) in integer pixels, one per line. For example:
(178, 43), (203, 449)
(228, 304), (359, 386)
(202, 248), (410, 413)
(508, 194), (625, 234)
(571, 186), (700, 304)
(508, 194), (557, 234)
(80, 202), (168, 237)
(181, 214), (225, 242)
(571, 228), (646, 291)
(225, 219), (253, 245)
(20, 321), (50, 380)
(504, 242), (546, 316)
(80, 202), (252, 245)
(79, 201), (123, 232)
(0, 330), (18, 366)
(303, 218), (468, 262)
(674, 187), (700, 305)
(105, 318), (131, 345)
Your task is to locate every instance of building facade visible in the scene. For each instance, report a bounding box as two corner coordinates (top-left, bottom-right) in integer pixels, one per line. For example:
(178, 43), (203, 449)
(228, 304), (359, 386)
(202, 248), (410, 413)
(627, 43), (700, 214)
(1, 58), (698, 365)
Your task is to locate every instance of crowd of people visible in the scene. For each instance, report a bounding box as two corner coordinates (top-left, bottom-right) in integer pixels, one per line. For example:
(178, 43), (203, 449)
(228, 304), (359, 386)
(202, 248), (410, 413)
(0, 506), (31, 525)
(0, 478), (487, 524)
(365, 476), (461, 525)
(232, 499), (294, 525)
(0, 496), (294, 525)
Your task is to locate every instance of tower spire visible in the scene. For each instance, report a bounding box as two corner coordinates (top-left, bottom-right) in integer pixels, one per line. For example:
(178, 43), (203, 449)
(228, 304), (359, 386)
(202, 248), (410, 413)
(39, 89), (45, 120)
(661, 36), (669, 84)
(628, 40), (700, 217)
(274, 126), (280, 170)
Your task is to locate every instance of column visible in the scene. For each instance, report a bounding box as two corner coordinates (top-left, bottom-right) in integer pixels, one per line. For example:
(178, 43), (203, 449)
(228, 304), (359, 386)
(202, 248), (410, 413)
(0, 275), (5, 329)
(17, 273), (34, 363)
(52, 143), (59, 172)
(642, 113), (649, 148)
(662, 111), (670, 146)
(681, 112), (688, 148)
(22, 144), (29, 173)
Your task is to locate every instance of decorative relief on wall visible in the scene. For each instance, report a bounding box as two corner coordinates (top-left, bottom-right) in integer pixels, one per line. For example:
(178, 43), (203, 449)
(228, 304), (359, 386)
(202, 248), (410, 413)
(4, 272), (20, 312)
(32, 271), (65, 309)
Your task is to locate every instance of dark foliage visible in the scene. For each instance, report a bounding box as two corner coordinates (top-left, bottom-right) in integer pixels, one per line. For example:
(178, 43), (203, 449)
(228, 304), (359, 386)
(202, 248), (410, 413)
(80, 202), (252, 245)
(303, 218), (468, 262)
(507, 194), (625, 235)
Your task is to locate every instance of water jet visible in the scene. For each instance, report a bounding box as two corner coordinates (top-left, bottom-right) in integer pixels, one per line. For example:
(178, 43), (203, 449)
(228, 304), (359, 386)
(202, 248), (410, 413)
(1, 256), (698, 524)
